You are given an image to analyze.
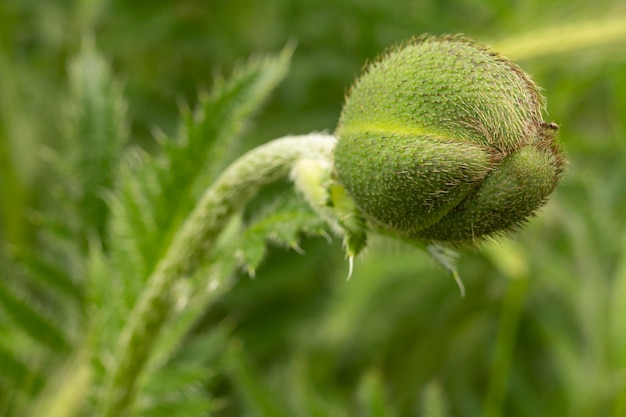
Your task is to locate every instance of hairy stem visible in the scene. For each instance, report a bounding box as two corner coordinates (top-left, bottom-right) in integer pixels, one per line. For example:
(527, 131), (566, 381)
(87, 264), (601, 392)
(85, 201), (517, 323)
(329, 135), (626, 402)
(102, 133), (336, 416)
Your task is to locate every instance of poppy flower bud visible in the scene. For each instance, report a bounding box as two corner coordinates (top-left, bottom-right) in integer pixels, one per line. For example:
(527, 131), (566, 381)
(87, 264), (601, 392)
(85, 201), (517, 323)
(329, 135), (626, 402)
(334, 35), (565, 245)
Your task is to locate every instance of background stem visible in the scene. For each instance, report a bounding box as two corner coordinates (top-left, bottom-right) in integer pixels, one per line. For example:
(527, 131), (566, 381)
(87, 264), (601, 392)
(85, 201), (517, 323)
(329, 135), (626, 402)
(490, 15), (626, 60)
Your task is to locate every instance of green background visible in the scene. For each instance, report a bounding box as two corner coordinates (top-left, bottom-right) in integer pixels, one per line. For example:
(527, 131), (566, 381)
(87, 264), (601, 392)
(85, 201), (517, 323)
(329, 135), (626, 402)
(2, 0), (626, 416)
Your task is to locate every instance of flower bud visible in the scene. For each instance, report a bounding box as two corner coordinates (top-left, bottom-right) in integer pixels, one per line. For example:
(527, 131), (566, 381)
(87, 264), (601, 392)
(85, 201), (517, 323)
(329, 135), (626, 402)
(334, 35), (565, 245)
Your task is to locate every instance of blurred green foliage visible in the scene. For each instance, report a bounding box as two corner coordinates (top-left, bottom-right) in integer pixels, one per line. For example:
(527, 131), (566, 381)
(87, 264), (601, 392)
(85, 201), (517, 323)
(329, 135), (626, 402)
(1, 0), (626, 416)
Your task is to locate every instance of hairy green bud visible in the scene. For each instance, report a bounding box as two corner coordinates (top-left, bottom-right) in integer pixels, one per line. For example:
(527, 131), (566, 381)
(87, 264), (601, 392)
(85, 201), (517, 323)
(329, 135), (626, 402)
(334, 35), (566, 245)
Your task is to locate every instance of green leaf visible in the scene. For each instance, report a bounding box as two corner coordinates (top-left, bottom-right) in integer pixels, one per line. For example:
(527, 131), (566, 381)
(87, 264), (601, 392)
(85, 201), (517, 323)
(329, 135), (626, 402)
(0, 344), (45, 395)
(135, 325), (229, 417)
(425, 244), (465, 298)
(144, 324), (228, 394)
(0, 280), (70, 352)
(85, 241), (127, 356)
(327, 181), (367, 259)
(9, 247), (82, 304)
(108, 46), (293, 288)
(63, 37), (128, 239)
(236, 193), (329, 276)
(98, 49), (293, 417)
(140, 363), (215, 417)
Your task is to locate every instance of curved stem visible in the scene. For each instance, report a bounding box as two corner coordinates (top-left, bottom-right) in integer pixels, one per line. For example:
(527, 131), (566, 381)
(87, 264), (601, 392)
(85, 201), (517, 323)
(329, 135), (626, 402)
(101, 133), (336, 416)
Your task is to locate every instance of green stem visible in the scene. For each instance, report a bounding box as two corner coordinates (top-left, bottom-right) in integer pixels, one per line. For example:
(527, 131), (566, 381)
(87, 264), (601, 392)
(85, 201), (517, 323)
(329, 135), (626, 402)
(0, 54), (28, 248)
(101, 133), (336, 416)
(27, 345), (92, 417)
(491, 15), (626, 61)
(484, 276), (528, 417)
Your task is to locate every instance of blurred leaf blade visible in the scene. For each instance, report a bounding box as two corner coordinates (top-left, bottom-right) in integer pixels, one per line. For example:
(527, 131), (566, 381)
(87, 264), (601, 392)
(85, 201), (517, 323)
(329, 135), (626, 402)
(0, 344), (45, 395)
(0, 280), (71, 353)
(63, 37), (129, 240)
(9, 247), (82, 304)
